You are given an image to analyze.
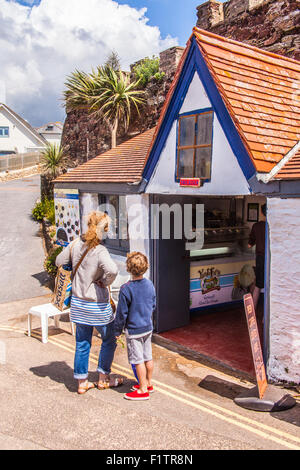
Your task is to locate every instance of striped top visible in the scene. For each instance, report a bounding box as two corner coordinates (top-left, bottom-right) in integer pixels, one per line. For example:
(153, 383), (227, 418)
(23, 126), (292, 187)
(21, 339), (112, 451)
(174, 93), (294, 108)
(70, 296), (114, 326)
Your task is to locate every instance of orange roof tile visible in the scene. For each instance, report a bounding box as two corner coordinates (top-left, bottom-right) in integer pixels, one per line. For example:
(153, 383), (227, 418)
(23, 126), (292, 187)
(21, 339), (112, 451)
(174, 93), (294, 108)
(55, 128), (156, 184)
(275, 148), (300, 180)
(193, 28), (300, 174)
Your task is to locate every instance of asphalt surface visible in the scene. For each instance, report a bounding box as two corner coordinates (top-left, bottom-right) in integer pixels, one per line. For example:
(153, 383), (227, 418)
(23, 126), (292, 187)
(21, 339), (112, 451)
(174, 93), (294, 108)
(0, 176), (299, 451)
(0, 295), (299, 451)
(0, 175), (51, 303)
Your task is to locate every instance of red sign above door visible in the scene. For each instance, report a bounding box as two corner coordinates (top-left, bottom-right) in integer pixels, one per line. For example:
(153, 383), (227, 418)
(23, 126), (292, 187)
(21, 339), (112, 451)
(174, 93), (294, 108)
(179, 178), (201, 188)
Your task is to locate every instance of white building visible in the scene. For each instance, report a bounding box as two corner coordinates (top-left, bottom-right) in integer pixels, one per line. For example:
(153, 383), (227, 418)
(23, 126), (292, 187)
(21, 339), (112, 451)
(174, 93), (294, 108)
(0, 103), (47, 155)
(55, 29), (300, 385)
(36, 122), (63, 147)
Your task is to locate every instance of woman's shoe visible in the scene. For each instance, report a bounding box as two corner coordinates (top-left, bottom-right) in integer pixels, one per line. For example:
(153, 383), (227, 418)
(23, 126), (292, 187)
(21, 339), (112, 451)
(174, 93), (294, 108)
(77, 382), (95, 395)
(94, 377), (123, 390)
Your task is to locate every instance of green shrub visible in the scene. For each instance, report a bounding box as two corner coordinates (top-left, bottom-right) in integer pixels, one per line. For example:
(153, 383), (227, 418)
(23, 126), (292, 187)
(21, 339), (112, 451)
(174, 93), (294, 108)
(133, 56), (163, 87)
(32, 201), (46, 222)
(154, 71), (165, 82)
(32, 198), (55, 225)
(43, 198), (55, 225)
(44, 246), (63, 277)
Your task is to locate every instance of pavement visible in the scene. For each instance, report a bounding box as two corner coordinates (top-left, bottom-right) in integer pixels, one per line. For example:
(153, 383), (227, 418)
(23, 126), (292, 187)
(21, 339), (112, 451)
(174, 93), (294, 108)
(0, 294), (299, 451)
(0, 175), (51, 303)
(0, 174), (299, 451)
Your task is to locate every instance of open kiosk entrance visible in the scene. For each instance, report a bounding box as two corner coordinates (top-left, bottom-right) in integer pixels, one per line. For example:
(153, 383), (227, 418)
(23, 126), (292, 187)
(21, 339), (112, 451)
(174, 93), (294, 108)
(152, 194), (266, 376)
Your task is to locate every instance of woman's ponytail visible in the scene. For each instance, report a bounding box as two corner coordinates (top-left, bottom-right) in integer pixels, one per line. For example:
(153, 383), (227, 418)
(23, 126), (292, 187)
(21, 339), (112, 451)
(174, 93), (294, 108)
(82, 211), (110, 249)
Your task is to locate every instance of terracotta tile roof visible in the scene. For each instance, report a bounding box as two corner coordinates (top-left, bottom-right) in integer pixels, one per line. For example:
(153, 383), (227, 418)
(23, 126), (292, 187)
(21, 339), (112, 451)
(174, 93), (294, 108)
(275, 148), (300, 180)
(193, 28), (300, 174)
(55, 128), (156, 184)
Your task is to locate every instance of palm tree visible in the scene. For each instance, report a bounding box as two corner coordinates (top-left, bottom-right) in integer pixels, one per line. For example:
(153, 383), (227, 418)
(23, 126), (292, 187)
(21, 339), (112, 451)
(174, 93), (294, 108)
(41, 143), (70, 179)
(63, 65), (145, 148)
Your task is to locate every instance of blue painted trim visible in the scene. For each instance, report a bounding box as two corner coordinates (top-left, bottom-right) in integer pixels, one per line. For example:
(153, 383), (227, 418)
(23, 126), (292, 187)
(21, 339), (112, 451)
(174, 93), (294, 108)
(142, 36), (256, 185)
(178, 107), (213, 118)
(0, 126), (9, 138)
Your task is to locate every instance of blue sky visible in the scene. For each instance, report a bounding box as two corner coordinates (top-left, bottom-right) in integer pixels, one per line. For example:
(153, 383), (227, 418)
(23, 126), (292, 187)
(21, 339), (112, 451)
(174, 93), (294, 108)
(116, 0), (208, 46)
(1, 0), (227, 125)
(15, 0), (227, 46)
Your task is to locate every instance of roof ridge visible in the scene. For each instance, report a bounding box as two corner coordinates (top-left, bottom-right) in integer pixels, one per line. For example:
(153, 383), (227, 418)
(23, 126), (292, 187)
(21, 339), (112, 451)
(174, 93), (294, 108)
(0, 102), (47, 145)
(193, 27), (300, 73)
(257, 140), (300, 182)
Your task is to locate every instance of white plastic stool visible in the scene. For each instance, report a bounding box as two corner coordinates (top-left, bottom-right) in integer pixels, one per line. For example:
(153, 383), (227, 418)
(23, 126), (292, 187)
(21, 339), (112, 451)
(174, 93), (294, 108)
(28, 303), (75, 344)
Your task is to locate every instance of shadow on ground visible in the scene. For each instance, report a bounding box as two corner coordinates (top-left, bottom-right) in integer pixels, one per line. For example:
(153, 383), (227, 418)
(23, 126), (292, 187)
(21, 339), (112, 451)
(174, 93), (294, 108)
(30, 361), (132, 395)
(198, 374), (248, 400)
(199, 374), (300, 428)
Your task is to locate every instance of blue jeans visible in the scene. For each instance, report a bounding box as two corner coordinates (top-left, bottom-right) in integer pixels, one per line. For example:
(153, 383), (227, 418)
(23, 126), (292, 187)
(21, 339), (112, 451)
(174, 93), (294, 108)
(74, 321), (117, 379)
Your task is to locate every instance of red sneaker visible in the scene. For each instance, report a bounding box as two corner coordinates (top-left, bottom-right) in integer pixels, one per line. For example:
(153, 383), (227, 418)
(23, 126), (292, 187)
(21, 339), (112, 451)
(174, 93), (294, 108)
(124, 389), (150, 401)
(131, 384), (154, 393)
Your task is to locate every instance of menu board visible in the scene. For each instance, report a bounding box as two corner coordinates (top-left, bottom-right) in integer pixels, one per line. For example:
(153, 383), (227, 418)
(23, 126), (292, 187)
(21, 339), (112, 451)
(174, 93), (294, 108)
(243, 293), (268, 399)
(54, 189), (81, 246)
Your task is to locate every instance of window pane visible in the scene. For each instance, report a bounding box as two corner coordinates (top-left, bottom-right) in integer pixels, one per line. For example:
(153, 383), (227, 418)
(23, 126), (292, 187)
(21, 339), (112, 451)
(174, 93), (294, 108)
(119, 196), (128, 241)
(195, 147), (212, 179)
(178, 148), (194, 178)
(4, 128), (9, 136)
(196, 113), (213, 146)
(106, 195), (118, 238)
(179, 115), (195, 147)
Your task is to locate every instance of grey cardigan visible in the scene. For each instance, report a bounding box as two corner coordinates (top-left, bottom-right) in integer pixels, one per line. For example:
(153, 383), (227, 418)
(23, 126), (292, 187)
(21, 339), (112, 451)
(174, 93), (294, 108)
(55, 238), (118, 303)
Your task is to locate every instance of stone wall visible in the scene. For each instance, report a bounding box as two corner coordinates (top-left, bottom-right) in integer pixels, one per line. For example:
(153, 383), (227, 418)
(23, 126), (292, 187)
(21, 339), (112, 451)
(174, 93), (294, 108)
(61, 47), (184, 165)
(197, 0), (300, 60)
(62, 0), (300, 165)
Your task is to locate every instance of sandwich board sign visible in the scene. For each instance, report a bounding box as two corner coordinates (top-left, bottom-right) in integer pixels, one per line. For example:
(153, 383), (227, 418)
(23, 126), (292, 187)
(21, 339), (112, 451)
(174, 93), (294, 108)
(234, 294), (296, 411)
(243, 293), (267, 399)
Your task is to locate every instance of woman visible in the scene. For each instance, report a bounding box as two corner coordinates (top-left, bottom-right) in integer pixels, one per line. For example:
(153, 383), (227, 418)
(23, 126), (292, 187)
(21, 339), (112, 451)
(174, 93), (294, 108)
(56, 211), (122, 394)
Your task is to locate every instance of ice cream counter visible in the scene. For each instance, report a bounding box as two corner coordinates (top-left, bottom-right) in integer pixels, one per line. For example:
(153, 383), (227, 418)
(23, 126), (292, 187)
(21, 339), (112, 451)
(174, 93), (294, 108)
(190, 253), (256, 311)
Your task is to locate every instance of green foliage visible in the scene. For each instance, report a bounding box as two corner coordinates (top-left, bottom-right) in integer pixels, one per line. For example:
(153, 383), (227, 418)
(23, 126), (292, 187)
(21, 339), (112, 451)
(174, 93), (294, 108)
(44, 246), (63, 277)
(154, 71), (165, 82)
(32, 198), (55, 225)
(43, 198), (56, 225)
(89, 66), (145, 129)
(133, 56), (164, 87)
(32, 201), (45, 222)
(63, 64), (145, 148)
(41, 143), (70, 179)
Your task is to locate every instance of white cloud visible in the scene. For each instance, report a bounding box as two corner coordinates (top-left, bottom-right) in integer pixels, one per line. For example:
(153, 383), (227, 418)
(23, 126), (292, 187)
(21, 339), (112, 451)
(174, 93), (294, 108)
(0, 0), (178, 125)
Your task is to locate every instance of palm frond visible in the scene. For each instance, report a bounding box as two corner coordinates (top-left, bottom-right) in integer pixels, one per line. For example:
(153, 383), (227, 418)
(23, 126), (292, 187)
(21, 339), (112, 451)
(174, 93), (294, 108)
(63, 64), (145, 146)
(41, 144), (70, 179)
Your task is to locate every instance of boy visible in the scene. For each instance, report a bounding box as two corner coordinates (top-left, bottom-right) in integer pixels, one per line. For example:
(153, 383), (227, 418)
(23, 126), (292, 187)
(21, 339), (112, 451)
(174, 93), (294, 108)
(115, 252), (156, 401)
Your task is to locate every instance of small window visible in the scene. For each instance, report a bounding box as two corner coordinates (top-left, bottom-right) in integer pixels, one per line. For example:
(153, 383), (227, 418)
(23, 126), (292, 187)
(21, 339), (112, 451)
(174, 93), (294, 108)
(176, 111), (213, 181)
(0, 127), (9, 138)
(98, 194), (129, 254)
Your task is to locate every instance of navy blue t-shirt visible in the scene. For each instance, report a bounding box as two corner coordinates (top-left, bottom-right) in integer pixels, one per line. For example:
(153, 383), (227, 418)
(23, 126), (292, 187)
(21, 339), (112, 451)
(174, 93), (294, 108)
(114, 278), (156, 337)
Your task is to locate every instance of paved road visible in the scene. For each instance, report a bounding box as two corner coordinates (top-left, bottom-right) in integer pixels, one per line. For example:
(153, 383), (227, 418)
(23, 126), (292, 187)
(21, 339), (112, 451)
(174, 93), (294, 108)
(0, 295), (299, 451)
(0, 175), (51, 303)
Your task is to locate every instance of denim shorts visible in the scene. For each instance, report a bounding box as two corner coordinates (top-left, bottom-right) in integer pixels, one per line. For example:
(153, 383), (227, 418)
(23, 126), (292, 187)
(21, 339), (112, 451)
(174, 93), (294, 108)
(126, 332), (152, 365)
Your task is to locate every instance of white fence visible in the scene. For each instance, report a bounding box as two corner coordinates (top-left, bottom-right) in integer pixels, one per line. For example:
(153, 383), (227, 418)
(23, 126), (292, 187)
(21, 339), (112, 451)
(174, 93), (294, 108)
(0, 152), (41, 172)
